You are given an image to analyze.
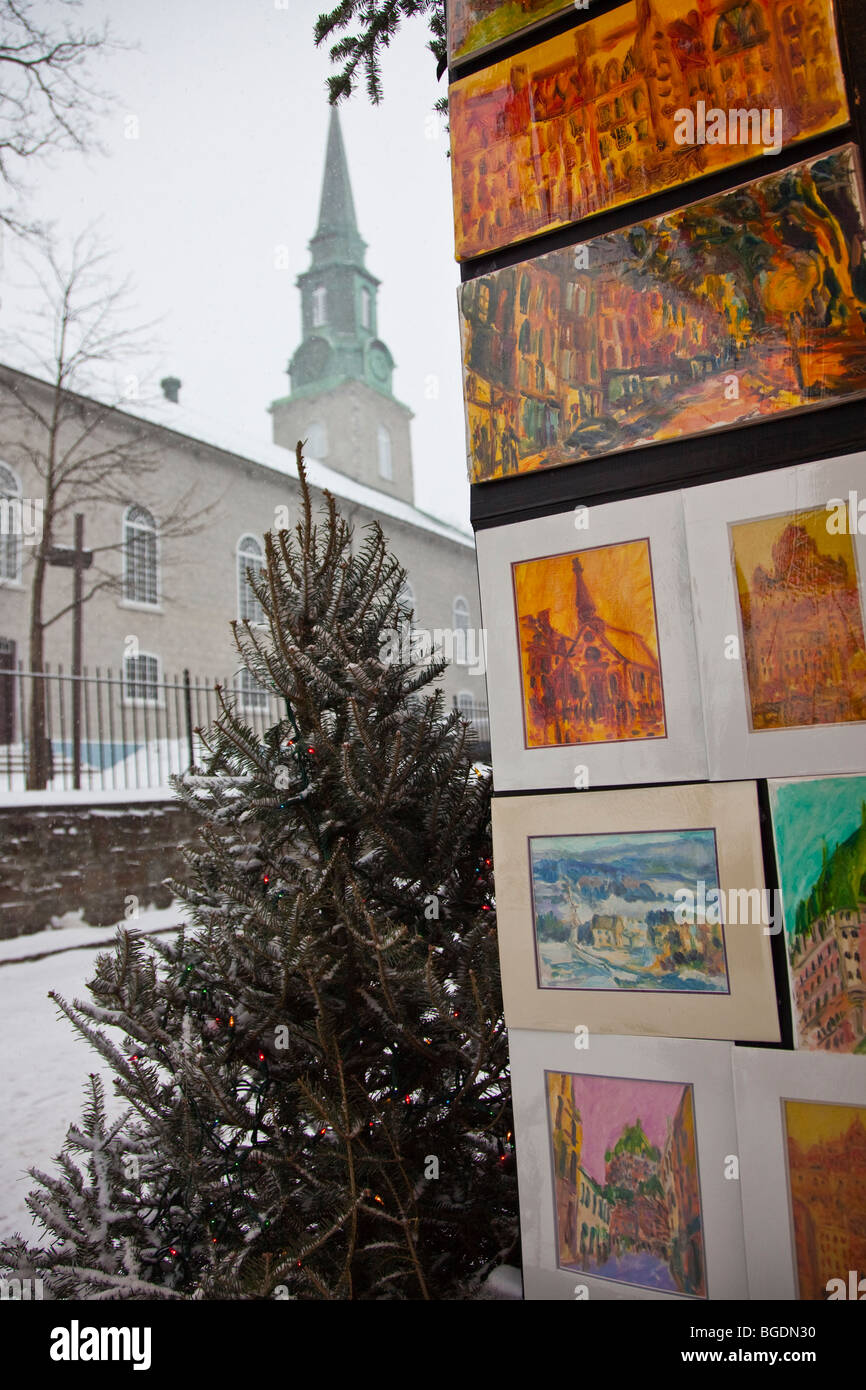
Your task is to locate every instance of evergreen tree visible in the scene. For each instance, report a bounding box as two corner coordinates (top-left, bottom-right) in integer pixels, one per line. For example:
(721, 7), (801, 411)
(1, 449), (516, 1300)
(315, 1), (446, 106)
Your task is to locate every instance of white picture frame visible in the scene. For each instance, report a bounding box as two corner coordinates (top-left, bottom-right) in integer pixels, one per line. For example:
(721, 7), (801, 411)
(475, 490), (708, 791)
(683, 453), (866, 780)
(509, 1029), (749, 1301)
(493, 782), (780, 1042)
(731, 1047), (866, 1300)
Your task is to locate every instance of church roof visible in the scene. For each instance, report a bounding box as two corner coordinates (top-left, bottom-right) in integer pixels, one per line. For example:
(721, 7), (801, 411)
(128, 391), (474, 547)
(599, 625), (659, 671)
(0, 362), (473, 548)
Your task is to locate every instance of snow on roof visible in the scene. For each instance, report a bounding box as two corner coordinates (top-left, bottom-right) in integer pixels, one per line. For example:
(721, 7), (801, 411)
(0, 359), (474, 547)
(124, 394), (475, 549)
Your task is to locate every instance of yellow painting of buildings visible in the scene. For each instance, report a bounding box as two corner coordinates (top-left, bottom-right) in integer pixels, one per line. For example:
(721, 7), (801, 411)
(730, 506), (866, 730)
(785, 1101), (866, 1300)
(450, 0), (849, 258)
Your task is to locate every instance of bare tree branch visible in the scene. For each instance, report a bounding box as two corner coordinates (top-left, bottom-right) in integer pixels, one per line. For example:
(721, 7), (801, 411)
(0, 229), (218, 786)
(0, 0), (121, 233)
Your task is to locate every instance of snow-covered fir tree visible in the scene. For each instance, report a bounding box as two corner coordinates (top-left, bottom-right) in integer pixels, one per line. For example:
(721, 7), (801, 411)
(1, 448), (517, 1299)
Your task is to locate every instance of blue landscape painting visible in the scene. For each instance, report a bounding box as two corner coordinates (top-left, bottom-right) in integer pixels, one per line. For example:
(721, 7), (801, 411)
(529, 829), (729, 993)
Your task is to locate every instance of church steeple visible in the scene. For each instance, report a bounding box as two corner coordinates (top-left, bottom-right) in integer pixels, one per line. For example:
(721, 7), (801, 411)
(282, 106), (397, 402)
(310, 107), (367, 270)
(268, 106), (415, 505)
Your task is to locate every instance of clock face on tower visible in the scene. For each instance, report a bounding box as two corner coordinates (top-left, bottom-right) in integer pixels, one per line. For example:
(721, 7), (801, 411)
(295, 337), (331, 386)
(369, 345), (390, 385)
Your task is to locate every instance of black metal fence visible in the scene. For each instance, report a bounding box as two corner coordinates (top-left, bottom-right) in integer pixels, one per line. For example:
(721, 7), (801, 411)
(0, 667), (491, 791)
(0, 666), (282, 793)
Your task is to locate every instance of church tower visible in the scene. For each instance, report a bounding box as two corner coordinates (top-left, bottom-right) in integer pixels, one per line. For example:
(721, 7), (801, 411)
(269, 107), (415, 504)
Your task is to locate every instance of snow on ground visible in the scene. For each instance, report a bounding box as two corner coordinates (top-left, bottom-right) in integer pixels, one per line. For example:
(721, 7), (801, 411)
(0, 905), (187, 962)
(0, 905), (188, 1241)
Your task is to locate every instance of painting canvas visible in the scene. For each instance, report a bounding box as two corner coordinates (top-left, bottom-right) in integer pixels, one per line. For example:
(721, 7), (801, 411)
(683, 455), (866, 781)
(492, 784), (779, 1040)
(477, 492), (708, 789)
(769, 775), (866, 1053)
(449, 0), (849, 259)
(512, 539), (665, 748)
(530, 829), (730, 994)
(460, 145), (866, 483)
(732, 1047), (866, 1300)
(449, 0), (573, 65)
(731, 507), (866, 732)
(514, 1033), (749, 1300)
(546, 1070), (707, 1296)
(784, 1100), (866, 1300)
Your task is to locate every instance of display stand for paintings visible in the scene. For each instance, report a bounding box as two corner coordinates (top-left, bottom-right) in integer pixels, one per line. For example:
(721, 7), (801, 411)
(448, 0), (866, 1304)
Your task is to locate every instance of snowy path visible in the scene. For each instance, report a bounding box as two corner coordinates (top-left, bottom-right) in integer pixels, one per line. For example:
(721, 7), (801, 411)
(0, 907), (187, 1240)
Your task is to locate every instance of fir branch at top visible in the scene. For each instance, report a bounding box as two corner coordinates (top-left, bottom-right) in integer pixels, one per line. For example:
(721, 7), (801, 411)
(315, 0), (446, 107)
(3, 445), (517, 1300)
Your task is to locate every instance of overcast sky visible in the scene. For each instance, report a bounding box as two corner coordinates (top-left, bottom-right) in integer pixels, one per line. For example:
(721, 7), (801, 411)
(1, 0), (470, 529)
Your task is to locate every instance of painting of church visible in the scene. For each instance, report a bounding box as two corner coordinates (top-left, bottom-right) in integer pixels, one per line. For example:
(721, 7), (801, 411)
(512, 539), (665, 747)
(731, 506), (866, 731)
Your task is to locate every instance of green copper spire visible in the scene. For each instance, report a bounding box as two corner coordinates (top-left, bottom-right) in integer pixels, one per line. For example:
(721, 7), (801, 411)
(310, 106), (367, 269)
(280, 106), (400, 402)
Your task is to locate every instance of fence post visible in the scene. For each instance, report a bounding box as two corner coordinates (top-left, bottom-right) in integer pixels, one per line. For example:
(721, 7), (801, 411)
(183, 669), (195, 771)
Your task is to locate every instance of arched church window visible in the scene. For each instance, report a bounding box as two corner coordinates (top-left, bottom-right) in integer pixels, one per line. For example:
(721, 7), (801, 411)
(124, 504), (159, 605)
(237, 534), (265, 624)
(453, 596), (470, 666)
(397, 578), (414, 617)
(377, 425), (393, 481)
(360, 286), (372, 329)
(0, 461), (22, 584)
(312, 285), (328, 327)
(307, 421), (328, 457)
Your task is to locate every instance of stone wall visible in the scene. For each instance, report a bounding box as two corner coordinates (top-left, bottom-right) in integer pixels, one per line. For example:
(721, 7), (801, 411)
(0, 799), (202, 938)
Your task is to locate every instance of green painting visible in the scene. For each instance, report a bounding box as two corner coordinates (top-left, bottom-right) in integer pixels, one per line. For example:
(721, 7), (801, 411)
(768, 775), (866, 1053)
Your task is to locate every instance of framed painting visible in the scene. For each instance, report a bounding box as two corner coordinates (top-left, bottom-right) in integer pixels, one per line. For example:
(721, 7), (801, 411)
(732, 1048), (866, 1300)
(448, 0), (574, 67)
(768, 773), (866, 1054)
(475, 489), (707, 790)
(684, 453), (866, 779)
(510, 1030), (749, 1300)
(449, 0), (850, 260)
(460, 145), (866, 484)
(492, 782), (780, 1042)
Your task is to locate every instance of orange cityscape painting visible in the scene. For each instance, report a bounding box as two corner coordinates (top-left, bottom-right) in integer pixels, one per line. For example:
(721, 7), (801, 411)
(730, 506), (866, 731)
(449, 0), (849, 259)
(784, 1100), (866, 1301)
(460, 147), (866, 483)
(513, 540), (665, 748)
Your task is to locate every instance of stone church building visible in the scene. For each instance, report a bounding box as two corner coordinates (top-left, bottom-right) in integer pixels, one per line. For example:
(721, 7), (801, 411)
(0, 110), (487, 782)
